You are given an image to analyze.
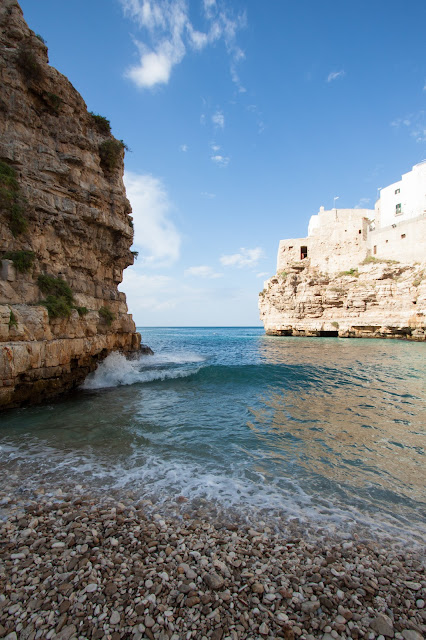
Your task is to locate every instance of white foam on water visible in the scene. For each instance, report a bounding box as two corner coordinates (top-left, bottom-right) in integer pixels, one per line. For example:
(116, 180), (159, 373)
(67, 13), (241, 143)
(1, 439), (424, 544)
(81, 351), (203, 389)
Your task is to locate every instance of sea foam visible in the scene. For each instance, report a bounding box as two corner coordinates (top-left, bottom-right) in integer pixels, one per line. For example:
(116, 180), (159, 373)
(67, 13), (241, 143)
(81, 351), (203, 389)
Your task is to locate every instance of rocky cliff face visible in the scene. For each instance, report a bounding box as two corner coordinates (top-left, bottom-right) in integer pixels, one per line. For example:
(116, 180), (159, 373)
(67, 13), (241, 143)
(259, 259), (426, 340)
(0, 0), (141, 408)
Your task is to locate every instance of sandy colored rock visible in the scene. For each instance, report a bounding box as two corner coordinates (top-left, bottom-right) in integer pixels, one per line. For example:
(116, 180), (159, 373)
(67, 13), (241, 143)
(0, 0), (142, 409)
(259, 260), (426, 340)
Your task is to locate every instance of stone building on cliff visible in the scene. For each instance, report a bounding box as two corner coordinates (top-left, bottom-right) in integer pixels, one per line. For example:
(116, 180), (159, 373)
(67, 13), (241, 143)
(277, 161), (426, 276)
(0, 0), (142, 408)
(260, 162), (426, 340)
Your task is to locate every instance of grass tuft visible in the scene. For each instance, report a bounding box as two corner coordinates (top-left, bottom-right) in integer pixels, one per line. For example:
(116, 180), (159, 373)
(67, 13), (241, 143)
(99, 139), (128, 171)
(16, 45), (43, 84)
(9, 310), (18, 329)
(0, 161), (29, 236)
(2, 250), (35, 273)
(99, 306), (115, 325)
(89, 112), (111, 135)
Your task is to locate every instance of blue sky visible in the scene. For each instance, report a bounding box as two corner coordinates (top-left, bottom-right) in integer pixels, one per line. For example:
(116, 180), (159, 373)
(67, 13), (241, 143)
(19, 0), (426, 326)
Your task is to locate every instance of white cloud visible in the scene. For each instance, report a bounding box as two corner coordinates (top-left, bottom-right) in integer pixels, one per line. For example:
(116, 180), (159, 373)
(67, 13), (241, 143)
(256, 272), (269, 278)
(121, 0), (246, 89)
(327, 70), (345, 83)
(120, 269), (181, 313)
(391, 110), (426, 142)
(184, 265), (223, 278)
(201, 191), (216, 199)
(124, 171), (181, 267)
(212, 110), (225, 128)
(180, 144), (188, 152)
(211, 154), (230, 167)
(220, 247), (263, 268)
(210, 143), (220, 152)
(354, 197), (371, 210)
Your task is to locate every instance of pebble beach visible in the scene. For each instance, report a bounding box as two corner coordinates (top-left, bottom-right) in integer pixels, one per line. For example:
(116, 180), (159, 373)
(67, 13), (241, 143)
(0, 489), (424, 640)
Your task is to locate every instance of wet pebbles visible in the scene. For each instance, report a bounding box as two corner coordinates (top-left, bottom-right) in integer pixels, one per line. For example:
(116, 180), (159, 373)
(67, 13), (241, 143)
(0, 495), (424, 640)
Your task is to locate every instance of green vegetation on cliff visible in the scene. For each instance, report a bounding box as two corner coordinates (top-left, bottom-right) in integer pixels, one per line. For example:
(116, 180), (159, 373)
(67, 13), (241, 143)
(0, 160), (29, 236)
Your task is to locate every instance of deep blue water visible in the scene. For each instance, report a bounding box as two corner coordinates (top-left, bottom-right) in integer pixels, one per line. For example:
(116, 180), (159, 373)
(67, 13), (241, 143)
(0, 327), (425, 540)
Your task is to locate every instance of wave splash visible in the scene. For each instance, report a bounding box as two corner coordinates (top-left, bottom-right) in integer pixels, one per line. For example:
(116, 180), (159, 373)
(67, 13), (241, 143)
(82, 351), (204, 389)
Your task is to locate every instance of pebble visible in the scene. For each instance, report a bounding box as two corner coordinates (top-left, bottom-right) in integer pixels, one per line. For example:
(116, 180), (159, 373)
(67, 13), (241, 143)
(110, 610), (121, 625)
(0, 493), (424, 640)
(370, 613), (394, 638)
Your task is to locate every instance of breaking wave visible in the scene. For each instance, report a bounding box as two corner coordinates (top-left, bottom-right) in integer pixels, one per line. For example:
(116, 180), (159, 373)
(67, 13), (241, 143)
(81, 351), (204, 389)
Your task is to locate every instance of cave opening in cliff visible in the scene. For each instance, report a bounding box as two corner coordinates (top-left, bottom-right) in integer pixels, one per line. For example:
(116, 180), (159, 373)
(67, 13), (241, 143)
(319, 331), (339, 337)
(300, 246), (308, 259)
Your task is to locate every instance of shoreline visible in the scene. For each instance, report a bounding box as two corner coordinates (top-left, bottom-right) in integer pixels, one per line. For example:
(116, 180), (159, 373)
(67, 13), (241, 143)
(0, 491), (424, 640)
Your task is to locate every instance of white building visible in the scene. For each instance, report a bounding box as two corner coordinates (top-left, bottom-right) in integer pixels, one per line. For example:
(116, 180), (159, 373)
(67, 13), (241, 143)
(276, 162), (426, 275)
(376, 161), (426, 228)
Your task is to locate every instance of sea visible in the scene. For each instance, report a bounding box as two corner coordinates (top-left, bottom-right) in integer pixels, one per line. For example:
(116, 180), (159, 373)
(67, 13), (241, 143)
(0, 327), (425, 543)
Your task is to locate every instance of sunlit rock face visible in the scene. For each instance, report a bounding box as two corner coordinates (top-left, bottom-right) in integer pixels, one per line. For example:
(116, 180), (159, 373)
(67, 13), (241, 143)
(0, 0), (141, 408)
(259, 261), (426, 341)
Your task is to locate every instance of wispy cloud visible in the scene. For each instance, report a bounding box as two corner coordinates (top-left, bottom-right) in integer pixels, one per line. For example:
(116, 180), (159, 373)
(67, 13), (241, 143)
(354, 197), (371, 210)
(391, 110), (426, 142)
(184, 265), (223, 278)
(124, 171), (181, 267)
(247, 104), (265, 134)
(211, 154), (230, 167)
(121, 0), (246, 89)
(256, 272), (269, 278)
(327, 70), (345, 83)
(220, 247), (263, 268)
(180, 144), (188, 152)
(212, 110), (225, 128)
(201, 191), (216, 199)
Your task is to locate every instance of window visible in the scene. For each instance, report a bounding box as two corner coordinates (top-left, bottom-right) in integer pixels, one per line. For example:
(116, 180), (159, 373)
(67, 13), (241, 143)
(395, 203), (402, 214)
(300, 246), (308, 260)
(386, 239), (388, 243)
(358, 229), (362, 234)
(373, 245), (377, 255)
(401, 234), (406, 239)
(395, 188), (400, 194)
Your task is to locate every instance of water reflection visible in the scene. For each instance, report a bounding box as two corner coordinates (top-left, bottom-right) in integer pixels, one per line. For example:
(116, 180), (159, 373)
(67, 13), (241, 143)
(248, 337), (426, 509)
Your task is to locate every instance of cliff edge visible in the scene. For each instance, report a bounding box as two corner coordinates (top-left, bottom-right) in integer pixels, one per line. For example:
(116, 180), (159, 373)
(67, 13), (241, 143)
(0, 0), (142, 408)
(259, 259), (426, 340)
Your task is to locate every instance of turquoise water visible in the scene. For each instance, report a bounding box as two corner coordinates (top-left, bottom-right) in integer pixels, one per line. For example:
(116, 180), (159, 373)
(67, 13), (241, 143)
(0, 327), (425, 540)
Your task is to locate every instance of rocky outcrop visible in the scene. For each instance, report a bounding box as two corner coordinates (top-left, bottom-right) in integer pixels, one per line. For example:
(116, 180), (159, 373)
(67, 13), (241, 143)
(0, 0), (142, 408)
(259, 259), (426, 340)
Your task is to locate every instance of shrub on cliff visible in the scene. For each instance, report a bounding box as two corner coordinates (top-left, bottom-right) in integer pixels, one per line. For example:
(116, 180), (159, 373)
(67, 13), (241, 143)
(38, 275), (73, 303)
(38, 275), (74, 318)
(43, 91), (62, 114)
(16, 44), (43, 84)
(0, 161), (29, 236)
(99, 139), (128, 172)
(89, 112), (111, 135)
(2, 250), (35, 273)
(99, 306), (115, 326)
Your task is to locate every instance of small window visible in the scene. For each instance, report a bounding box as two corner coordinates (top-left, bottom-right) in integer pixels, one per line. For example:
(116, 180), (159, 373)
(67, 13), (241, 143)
(395, 188), (400, 194)
(396, 203), (402, 214)
(300, 246), (308, 260)
(358, 229), (361, 234)
(401, 234), (406, 239)
(373, 245), (377, 255)
(386, 239), (388, 243)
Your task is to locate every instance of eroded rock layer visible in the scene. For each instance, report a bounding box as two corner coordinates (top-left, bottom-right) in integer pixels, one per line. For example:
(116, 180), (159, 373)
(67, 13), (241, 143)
(0, 0), (141, 408)
(259, 260), (426, 340)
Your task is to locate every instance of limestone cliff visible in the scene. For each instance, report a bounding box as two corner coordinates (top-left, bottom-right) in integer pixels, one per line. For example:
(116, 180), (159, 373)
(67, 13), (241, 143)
(259, 259), (426, 340)
(0, 0), (142, 408)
